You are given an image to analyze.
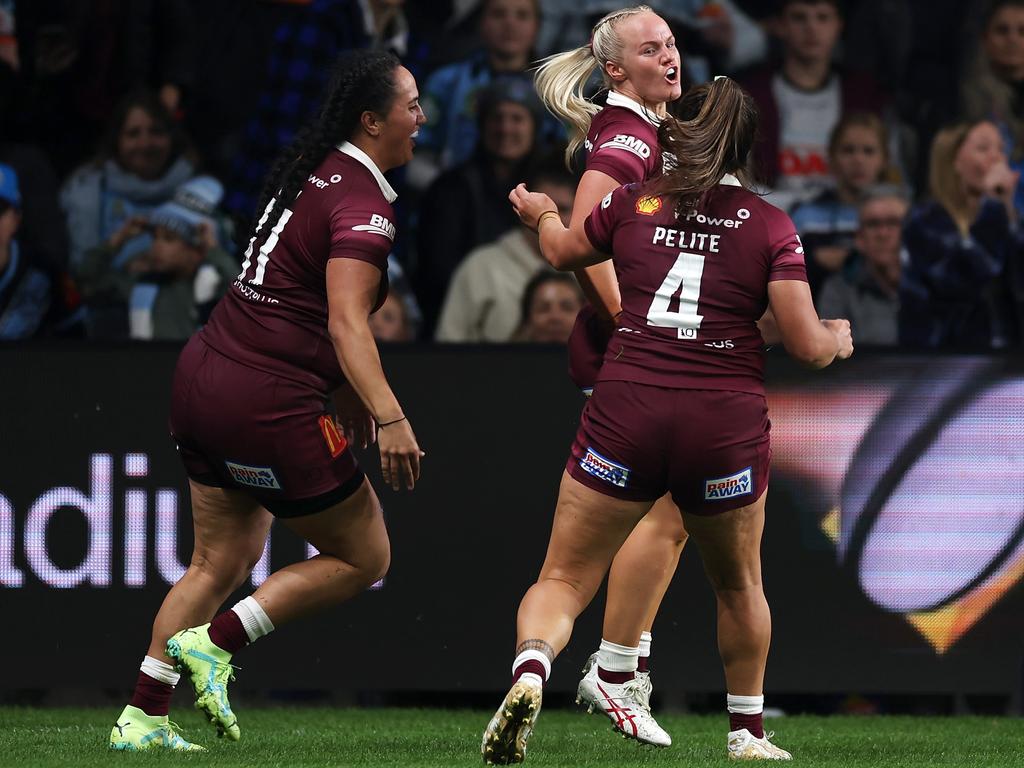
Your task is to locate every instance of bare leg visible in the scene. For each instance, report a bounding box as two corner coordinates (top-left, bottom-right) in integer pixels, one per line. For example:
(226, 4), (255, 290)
(147, 481), (273, 663)
(247, 478), (389, 627)
(682, 491), (770, 695)
(602, 494), (687, 647)
(516, 472), (653, 657)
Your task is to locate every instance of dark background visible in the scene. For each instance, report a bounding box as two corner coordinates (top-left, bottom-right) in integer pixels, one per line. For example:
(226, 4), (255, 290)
(1, 345), (1022, 698)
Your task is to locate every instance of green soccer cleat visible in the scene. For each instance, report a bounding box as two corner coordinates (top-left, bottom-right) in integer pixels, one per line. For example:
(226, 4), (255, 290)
(108, 704), (205, 751)
(166, 623), (241, 741)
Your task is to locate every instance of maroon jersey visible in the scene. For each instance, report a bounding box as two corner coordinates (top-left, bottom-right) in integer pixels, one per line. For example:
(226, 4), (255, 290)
(584, 176), (807, 395)
(201, 142), (396, 392)
(584, 91), (663, 185)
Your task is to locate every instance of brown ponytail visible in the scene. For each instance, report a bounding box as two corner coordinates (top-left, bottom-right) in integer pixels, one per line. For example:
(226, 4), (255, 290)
(654, 77), (759, 215)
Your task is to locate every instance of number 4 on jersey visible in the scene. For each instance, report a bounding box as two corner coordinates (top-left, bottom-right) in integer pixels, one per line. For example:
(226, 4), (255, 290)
(646, 251), (706, 339)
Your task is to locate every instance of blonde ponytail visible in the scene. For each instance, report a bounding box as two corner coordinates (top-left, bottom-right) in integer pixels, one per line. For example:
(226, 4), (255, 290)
(533, 5), (655, 168)
(654, 77), (759, 214)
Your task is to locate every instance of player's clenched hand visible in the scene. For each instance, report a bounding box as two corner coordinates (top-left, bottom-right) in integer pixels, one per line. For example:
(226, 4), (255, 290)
(822, 318), (854, 360)
(377, 418), (425, 491)
(509, 183), (557, 231)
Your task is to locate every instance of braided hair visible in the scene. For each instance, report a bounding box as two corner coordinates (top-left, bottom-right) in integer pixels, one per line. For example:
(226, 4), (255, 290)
(253, 49), (401, 236)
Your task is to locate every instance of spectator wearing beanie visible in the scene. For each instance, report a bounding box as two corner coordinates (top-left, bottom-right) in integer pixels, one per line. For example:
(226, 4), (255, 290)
(75, 175), (238, 340)
(0, 163), (52, 339)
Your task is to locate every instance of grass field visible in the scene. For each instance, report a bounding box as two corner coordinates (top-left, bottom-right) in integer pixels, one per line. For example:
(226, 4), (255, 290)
(1, 707), (1020, 767)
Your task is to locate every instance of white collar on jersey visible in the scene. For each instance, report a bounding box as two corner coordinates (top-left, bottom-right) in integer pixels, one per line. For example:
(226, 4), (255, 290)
(606, 90), (663, 126)
(336, 141), (398, 203)
(720, 173), (742, 186)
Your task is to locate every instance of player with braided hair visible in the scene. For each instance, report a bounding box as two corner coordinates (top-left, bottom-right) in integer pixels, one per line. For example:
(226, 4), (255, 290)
(109, 49), (426, 752)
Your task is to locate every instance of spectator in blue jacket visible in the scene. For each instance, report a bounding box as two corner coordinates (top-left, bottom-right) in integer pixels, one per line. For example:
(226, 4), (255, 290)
(0, 164), (51, 339)
(900, 120), (1024, 348)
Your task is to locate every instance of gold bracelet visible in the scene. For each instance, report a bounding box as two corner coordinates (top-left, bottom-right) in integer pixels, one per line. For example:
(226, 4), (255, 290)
(537, 210), (560, 230)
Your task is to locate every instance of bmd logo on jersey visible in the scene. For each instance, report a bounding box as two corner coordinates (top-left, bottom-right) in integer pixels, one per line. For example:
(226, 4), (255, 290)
(601, 134), (651, 159)
(635, 195), (662, 216)
(704, 467), (753, 500)
(225, 461), (282, 490)
(353, 214), (396, 241)
(579, 447), (631, 488)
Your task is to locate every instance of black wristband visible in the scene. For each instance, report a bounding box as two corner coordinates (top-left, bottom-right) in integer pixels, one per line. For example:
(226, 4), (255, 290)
(378, 416), (407, 428)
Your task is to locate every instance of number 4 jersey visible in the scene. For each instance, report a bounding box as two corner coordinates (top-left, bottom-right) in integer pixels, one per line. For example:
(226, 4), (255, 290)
(201, 142), (396, 393)
(583, 175), (807, 396)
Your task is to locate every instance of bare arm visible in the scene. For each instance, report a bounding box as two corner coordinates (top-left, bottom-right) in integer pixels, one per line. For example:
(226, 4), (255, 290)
(509, 183), (610, 271)
(767, 280), (852, 368)
(570, 171), (623, 323)
(326, 258), (423, 490)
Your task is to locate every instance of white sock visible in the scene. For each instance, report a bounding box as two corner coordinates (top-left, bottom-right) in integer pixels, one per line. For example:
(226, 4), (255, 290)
(597, 638), (639, 672)
(638, 631), (652, 659)
(231, 595), (275, 643)
(511, 649), (551, 687)
(727, 693), (764, 715)
(140, 655), (179, 686)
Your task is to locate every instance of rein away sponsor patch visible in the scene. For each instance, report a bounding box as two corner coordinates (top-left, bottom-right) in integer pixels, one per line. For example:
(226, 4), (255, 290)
(704, 467), (753, 500)
(579, 447), (631, 488)
(225, 461), (282, 490)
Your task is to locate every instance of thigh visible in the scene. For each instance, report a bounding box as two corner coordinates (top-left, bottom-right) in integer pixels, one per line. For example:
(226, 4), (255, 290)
(682, 490), (766, 591)
(669, 390), (771, 516)
(539, 471), (653, 591)
(279, 477), (388, 569)
(189, 480), (274, 569)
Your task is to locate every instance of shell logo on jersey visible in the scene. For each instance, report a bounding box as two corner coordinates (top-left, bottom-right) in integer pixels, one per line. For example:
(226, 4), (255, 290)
(225, 461), (282, 490)
(600, 134), (651, 159)
(318, 415), (348, 459)
(353, 214), (396, 241)
(635, 195), (662, 216)
(579, 447), (631, 488)
(704, 467), (753, 500)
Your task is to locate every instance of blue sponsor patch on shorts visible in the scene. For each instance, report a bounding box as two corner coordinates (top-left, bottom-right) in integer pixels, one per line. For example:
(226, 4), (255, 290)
(225, 460), (282, 490)
(704, 466), (752, 500)
(579, 447), (631, 488)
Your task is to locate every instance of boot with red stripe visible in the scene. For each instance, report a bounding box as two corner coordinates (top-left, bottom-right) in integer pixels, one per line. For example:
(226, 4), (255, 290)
(575, 665), (671, 747)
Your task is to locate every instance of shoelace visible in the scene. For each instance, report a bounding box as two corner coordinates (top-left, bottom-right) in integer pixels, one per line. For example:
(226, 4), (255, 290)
(163, 719), (190, 743)
(622, 679), (651, 714)
(211, 660), (240, 687)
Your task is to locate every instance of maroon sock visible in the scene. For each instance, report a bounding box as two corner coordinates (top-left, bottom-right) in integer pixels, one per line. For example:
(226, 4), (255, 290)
(637, 655), (649, 674)
(129, 670), (174, 717)
(597, 666), (634, 684)
(511, 659), (547, 686)
(207, 610), (249, 655)
(730, 711), (764, 739)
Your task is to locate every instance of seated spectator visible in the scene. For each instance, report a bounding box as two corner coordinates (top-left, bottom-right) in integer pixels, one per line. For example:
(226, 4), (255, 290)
(900, 121), (1024, 348)
(435, 164), (575, 342)
(369, 292), (416, 343)
(817, 186), (908, 346)
(61, 89), (198, 269)
(739, 0), (884, 209)
(511, 271), (584, 343)
(960, 0), (1024, 217)
(0, 163), (51, 339)
(408, 0), (558, 190)
(791, 112), (893, 292)
(74, 176), (238, 341)
(225, 0), (409, 221)
(414, 78), (548, 332)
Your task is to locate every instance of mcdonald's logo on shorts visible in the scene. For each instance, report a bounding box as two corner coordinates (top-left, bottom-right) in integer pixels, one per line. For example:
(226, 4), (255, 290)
(318, 415), (348, 458)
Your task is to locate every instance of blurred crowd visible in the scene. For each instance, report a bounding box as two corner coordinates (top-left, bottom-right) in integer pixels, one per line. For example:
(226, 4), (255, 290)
(1, 0), (1022, 349)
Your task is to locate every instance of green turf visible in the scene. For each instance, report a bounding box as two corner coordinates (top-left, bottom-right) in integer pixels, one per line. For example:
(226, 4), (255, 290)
(0, 707), (1020, 767)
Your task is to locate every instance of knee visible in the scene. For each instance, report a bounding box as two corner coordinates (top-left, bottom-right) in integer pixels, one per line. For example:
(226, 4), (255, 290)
(362, 537), (391, 587)
(189, 551), (252, 594)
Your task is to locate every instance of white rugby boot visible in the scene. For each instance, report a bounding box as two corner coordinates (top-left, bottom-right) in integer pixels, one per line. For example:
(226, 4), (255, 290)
(727, 729), (792, 760)
(482, 679), (542, 765)
(575, 665), (671, 747)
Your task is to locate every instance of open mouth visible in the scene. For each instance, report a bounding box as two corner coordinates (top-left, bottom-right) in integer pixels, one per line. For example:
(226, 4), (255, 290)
(665, 66), (678, 84)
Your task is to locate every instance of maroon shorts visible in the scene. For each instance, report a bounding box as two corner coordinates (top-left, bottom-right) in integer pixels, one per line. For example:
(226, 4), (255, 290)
(168, 335), (364, 517)
(567, 304), (611, 395)
(566, 381), (770, 515)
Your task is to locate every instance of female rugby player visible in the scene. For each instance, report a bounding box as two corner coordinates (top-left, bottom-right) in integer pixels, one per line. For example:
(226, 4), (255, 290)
(484, 77), (852, 764)
(110, 50), (426, 751)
